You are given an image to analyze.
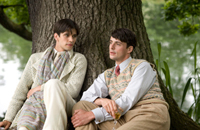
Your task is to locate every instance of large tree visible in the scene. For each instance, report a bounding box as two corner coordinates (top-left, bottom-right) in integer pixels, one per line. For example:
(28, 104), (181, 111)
(1, 0), (200, 129)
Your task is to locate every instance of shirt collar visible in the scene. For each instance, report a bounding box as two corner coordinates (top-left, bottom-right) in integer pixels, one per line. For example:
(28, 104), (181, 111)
(54, 48), (73, 59)
(115, 57), (132, 73)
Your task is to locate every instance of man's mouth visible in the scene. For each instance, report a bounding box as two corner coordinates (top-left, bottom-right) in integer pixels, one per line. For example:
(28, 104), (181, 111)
(67, 44), (73, 46)
(110, 51), (116, 55)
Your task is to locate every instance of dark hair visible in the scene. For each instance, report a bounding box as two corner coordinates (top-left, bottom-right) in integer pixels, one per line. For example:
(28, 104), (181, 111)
(111, 28), (137, 48)
(53, 19), (79, 36)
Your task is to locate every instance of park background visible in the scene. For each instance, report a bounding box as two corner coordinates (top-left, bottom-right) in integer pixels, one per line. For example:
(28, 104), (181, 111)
(0, 0), (199, 128)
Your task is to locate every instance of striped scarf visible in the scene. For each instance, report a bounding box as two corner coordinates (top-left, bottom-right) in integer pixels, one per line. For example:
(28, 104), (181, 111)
(36, 45), (69, 85)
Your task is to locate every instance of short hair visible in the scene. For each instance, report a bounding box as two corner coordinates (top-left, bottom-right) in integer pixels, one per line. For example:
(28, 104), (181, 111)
(111, 28), (137, 48)
(53, 19), (79, 36)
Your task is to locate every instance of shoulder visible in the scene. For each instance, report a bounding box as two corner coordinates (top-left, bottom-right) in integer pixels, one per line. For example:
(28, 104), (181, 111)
(28, 52), (43, 62)
(130, 59), (147, 65)
(73, 52), (86, 59)
(71, 52), (87, 65)
(134, 61), (154, 72)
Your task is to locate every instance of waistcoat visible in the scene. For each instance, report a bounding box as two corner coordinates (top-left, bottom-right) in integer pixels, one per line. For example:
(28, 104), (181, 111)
(104, 59), (165, 101)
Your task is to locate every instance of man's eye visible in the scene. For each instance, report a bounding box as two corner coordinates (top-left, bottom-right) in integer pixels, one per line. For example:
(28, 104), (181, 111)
(72, 35), (77, 38)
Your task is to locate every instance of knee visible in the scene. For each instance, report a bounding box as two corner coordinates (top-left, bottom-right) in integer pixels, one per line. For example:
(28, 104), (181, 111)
(45, 79), (60, 86)
(44, 79), (64, 91)
(72, 101), (90, 114)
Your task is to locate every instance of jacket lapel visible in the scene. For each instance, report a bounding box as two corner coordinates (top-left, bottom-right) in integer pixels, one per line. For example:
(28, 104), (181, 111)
(60, 60), (75, 80)
(60, 49), (74, 80)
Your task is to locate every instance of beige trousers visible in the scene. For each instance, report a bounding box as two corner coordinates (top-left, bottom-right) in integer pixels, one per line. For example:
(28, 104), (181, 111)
(72, 100), (170, 130)
(42, 79), (76, 130)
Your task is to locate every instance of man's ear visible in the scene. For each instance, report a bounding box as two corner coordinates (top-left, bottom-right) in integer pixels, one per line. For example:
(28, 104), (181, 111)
(54, 33), (59, 41)
(127, 46), (133, 54)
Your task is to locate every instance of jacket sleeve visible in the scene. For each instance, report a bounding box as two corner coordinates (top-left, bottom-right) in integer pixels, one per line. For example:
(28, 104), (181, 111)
(4, 55), (34, 122)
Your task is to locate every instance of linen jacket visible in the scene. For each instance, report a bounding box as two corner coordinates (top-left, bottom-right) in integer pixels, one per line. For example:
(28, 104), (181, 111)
(4, 48), (87, 124)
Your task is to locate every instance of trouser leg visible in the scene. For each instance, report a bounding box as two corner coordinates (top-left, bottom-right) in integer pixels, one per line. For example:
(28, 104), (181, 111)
(72, 101), (126, 130)
(98, 118), (125, 130)
(43, 79), (76, 130)
(117, 103), (170, 130)
(72, 101), (99, 130)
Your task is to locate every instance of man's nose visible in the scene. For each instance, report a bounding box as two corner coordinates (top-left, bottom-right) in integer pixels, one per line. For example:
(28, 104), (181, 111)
(110, 43), (115, 49)
(69, 36), (73, 42)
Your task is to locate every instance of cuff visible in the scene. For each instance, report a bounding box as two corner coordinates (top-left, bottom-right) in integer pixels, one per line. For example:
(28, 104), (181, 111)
(91, 108), (104, 124)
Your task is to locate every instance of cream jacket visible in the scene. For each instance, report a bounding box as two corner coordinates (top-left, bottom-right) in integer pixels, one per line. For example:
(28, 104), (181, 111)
(4, 49), (87, 123)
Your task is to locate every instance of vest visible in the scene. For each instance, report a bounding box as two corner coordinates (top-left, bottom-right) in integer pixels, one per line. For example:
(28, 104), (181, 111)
(104, 59), (165, 102)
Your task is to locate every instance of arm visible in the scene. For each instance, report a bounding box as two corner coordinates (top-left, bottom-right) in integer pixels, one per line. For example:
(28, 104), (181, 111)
(27, 85), (41, 98)
(0, 120), (11, 130)
(71, 109), (95, 128)
(80, 73), (115, 124)
(71, 73), (113, 127)
(4, 55), (34, 122)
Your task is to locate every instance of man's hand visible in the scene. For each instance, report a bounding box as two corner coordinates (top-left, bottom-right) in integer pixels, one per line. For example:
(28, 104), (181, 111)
(27, 85), (41, 98)
(71, 109), (95, 128)
(94, 98), (118, 118)
(0, 120), (11, 130)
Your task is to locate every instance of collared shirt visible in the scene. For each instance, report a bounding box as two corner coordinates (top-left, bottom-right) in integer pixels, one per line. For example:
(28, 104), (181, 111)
(81, 57), (157, 124)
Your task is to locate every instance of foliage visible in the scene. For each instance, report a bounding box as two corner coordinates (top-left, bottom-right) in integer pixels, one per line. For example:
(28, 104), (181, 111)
(180, 42), (200, 124)
(144, 1), (200, 122)
(143, 1), (200, 108)
(156, 42), (200, 124)
(155, 43), (173, 96)
(163, 0), (200, 36)
(0, 0), (30, 26)
(0, 25), (32, 71)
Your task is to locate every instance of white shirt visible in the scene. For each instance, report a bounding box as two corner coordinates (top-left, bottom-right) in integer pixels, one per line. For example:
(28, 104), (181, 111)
(81, 57), (157, 124)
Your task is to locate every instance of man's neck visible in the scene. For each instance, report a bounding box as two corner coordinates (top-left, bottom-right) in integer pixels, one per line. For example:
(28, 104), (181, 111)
(115, 55), (130, 65)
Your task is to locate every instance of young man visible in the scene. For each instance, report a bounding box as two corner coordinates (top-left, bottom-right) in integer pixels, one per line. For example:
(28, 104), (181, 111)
(0, 19), (87, 130)
(71, 28), (170, 130)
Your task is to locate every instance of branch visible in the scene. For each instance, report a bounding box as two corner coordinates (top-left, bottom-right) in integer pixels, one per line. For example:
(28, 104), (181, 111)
(0, 5), (24, 8)
(0, 7), (32, 41)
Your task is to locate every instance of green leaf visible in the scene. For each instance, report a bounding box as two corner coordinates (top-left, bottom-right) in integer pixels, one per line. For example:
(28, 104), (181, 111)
(163, 61), (173, 96)
(161, 68), (167, 86)
(181, 78), (192, 108)
(191, 83), (196, 102)
(157, 43), (161, 58)
(178, 22), (199, 36)
(187, 103), (194, 117)
(191, 41), (197, 72)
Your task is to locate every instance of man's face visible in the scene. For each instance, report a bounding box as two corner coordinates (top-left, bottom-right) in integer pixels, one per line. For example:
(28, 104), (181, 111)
(109, 37), (133, 65)
(54, 29), (77, 52)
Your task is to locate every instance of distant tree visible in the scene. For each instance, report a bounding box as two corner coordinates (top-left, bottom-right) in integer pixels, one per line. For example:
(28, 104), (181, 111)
(0, 0), (31, 41)
(164, 0), (200, 36)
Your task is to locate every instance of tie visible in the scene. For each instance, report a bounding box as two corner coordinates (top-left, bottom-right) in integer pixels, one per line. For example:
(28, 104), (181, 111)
(115, 65), (120, 76)
(54, 52), (61, 63)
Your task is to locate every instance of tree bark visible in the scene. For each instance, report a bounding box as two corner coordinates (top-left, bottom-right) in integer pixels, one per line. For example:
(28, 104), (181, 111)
(26, 0), (200, 129)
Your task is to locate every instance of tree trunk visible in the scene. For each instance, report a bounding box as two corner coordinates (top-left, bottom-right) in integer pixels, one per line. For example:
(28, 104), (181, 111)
(26, 0), (200, 129)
